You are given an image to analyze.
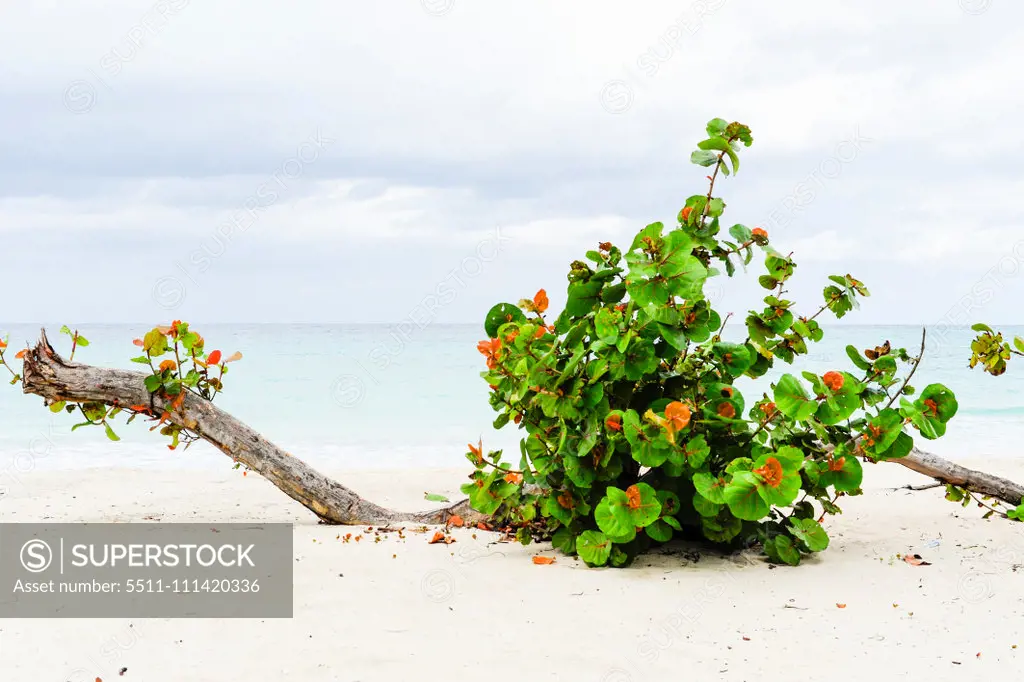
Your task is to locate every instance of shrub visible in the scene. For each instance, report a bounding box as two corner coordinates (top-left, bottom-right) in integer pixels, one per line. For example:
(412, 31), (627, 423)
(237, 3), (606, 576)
(466, 118), (959, 566)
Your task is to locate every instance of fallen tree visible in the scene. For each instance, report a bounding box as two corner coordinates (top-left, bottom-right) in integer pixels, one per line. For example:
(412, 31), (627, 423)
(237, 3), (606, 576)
(19, 329), (484, 526)
(17, 329), (1023, 528)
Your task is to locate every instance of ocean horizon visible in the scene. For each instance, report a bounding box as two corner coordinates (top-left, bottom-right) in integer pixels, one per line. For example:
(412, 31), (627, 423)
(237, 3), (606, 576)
(1, 323), (1021, 478)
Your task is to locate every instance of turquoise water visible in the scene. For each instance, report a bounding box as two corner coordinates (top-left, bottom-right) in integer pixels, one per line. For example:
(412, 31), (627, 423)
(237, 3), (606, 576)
(0, 324), (1021, 476)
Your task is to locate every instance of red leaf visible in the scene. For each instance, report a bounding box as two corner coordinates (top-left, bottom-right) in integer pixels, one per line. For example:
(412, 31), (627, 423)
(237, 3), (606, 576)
(206, 350), (222, 365)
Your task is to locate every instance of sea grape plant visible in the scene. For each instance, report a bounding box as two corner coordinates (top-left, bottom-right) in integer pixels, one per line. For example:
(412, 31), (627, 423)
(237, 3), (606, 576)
(465, 118), (960, 566)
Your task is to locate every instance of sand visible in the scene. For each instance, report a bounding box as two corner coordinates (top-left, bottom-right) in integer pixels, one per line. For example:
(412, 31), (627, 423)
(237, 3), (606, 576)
(1, 460), (1023, 680)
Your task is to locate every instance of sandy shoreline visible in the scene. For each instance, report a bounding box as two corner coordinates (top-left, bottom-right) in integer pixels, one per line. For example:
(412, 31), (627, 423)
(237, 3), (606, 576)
(1, 461), (1023, 680)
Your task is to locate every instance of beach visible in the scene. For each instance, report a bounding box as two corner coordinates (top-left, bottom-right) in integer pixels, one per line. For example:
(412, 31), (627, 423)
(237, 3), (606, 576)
(2, 460), (1022, 681)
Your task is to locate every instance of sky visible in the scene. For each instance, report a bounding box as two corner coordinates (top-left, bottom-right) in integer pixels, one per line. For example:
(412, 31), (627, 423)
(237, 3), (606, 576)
(1, 0), (1022, 326)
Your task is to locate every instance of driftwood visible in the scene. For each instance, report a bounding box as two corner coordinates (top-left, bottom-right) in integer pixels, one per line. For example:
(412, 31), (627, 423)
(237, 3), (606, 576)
(21, 330), (481, 526)
(19, 330), (1024, 526)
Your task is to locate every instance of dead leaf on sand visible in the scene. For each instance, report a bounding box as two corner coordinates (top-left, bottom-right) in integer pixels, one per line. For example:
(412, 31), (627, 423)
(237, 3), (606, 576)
(903, 554), (931, 566)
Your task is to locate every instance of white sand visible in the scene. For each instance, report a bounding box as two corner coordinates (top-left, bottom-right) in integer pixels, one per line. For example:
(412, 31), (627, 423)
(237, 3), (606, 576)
(1, 460), (1023, 680)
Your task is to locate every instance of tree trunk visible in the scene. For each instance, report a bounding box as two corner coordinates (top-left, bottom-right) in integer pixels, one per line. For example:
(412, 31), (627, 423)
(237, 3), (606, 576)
(897, 447), (1023, 506)
(19, 330), (1024, 525)
(20, 330), (482, 526)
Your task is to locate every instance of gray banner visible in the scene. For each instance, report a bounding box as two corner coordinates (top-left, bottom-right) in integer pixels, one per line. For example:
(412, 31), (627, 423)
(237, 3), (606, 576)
(0, 523), (293, 618)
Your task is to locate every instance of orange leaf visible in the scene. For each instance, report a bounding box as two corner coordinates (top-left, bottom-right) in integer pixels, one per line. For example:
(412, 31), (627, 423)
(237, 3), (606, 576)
(752, 457), (784, 488)
(467, 439), (483, 464)
(0, 338), (6, 349)
(223, 351), (243, 363)
(533, 289), (549, 313)
(476, 521), (492, 531)
(532, 556), (556, 565)
(625, 484), (642, 510)
(716, 402), (736, 419)
(752, 227), (768, 239)
(206, 350), (222, 365)
(14, 349), (27, 359)
(159, 359), (177, 373)
(665, 402), (691, 431)
(447, 514), (464, 528)
(823, 371), (844, 392)
(903, 554), (931, 566)
(132, 338), (144, 347)
(836, 603), (847, 609)
(503, 471), (523, 485)
(428, 531), (446, 544)
(605, 413), (623, 432)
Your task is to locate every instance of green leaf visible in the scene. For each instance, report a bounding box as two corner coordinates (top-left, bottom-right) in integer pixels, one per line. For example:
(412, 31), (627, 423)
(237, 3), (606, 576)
(681, 435), (711, 469)
(552, 527), (576, 554)
(595, 494), (634, 539)
(815, 378), (861, 426)
(143, 374), (163, 393)
(789, 518), (829, 552)
(816, 449), (863, 492)
(48, 400), (67, 413)
(1014, 336), (1024, 354)
(724, 471), (770, 521)
(845, 344), (871, 371)
(595, 308), (621, 344)
(771, 535), (801, 566)
(774, 374), (816, 421)
(971, 323), (993, 333)
(692, 492), (722, 517)
(424, 492), (450, 503)
(624, 340), (658, 381)
(104, 422), (120, 442)
(565, 280), (603, 316)
(690, 149), (719, 167)
(693, 472), (728, 504)
(706, 118), (728, 136)
(729, 224), (752, 242)
(713, 342), (753, 376)
(484, 303), (527, 338)
(577, 531), (612, 566)
(59, 325), (72, 336)
(861, 408), (904, 458)
(874, 430), (913, 461)
(645, 519), (673, 543)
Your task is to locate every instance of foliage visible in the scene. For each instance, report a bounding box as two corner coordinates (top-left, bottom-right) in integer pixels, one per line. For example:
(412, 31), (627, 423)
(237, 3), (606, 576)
(966, 322), (1024, 520)
(968, 323), (1024, 377)
(467, 118), (960, 566)
(1, 321), (241, 450)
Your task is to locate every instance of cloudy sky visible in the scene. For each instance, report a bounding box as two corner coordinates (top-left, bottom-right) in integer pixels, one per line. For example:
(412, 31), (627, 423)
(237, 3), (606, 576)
(1, 0), (1022, 325)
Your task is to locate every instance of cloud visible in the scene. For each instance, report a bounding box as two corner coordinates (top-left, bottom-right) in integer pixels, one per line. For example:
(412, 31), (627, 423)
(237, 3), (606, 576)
(0, 0), (1021, 323)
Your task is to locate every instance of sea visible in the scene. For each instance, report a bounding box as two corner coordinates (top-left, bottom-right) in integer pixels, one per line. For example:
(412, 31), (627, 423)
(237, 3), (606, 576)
(0, 324), (1021, 478)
